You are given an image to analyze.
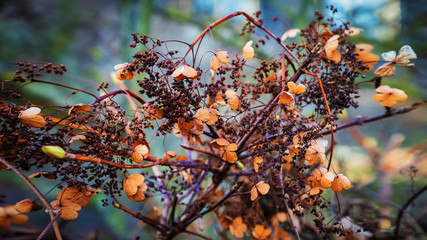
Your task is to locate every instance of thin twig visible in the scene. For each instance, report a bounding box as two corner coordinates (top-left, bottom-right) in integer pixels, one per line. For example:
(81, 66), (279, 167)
(112, 200), (168, 232)
(320, 101), (425, 136)
(0, 158), (62, 240)
(31, 79), (98, 99)
(284, 195), (301, 240)
(89, 89), (146, 106)
(236, 59), (311, 152)
(180, 144), (223, 161)
(183, 230), (212, 240)
(180, 11), (300, 66)
(394, 185), (427, 239)
(184, 181), (243, 227)
(37, 210), (61, 240)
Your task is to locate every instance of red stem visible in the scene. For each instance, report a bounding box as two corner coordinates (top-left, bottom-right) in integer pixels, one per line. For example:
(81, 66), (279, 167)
(304, 71), (335, 171)
(181, 11), (300, 65)
(90, 89), (146, 106)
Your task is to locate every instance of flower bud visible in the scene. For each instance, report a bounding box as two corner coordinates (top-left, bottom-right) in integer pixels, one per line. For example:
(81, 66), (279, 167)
(236, 161), (244, 169)
(42, 146), (66, 159)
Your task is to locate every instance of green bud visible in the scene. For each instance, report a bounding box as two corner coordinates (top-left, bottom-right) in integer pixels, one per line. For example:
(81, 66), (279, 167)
(42, 146), (66, 159)
(235, 161), (244, 169)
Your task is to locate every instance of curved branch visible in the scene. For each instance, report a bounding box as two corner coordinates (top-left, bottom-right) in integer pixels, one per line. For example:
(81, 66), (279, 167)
(0, 158), (62, 240)
(31, 79), (98, 99)
(181, 11), (300, 66)
(394, 185), (427, 239)
(89, 89), (146, 106)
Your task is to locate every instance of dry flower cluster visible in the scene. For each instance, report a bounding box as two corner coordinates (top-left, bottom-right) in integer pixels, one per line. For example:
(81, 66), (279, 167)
(0, 7), (423, 240)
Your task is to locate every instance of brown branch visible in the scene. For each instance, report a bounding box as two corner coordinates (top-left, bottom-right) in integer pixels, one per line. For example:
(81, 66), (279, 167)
(237, 58), (312, 152)
(320, 101), (425, 136)
(31, 79), (98, 99)
(66, 153), (161, 169)
(180, 144), (223, 161)
(65, 153), (220, 173)
(394, 185), (427, 239)
(284, 195), (301, 240)
(89, 89), (146, 106)
(181, 11), (300, 66)
(0, 158), (62, 240)
(112, 201), (168, 232)
(187, 181), (243, 224)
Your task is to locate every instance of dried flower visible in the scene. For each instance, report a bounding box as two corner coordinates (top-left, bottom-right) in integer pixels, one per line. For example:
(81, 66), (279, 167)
(229, 216), (247, 238)
(344, 27), (363, 36)
(123, 174), (148, 202)
(172, 65), (199, 81)
(210, 138), (238, 163)
(252, 224), (272, 239)
(114, 62), (138, 81)
(324, 35), (341, 63)
(50, 200), (81, 220)
(305, 143), (326, 165)
(253, 156), (263, 173)
(331, 174), (351, 192)
(225, 89), (241, 111)
(57, 185), (102, 207)
(14, 199), (34, 213)
(19, 107), (46, 128)
(374, 45), (417, 77)
(307, 167), (334, 195)
(373, 85), (408, 107)
(287, 82), (306, 95)
(0, 205), (29, 227)
(250, 181), (270, 201)
(132, 144), (150, 163)
(353, 44), (379, 72)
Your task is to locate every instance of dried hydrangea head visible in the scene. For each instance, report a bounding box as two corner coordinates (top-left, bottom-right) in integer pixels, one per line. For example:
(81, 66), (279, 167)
(123, 174), (148, 202)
